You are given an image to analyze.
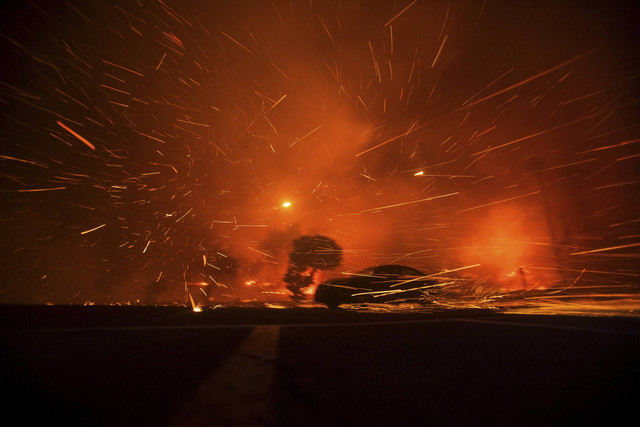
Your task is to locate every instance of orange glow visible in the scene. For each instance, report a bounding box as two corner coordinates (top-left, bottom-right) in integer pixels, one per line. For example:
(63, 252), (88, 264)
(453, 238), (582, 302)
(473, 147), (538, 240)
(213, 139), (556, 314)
(187, 282), (209, 287)
(303, 284), (318, 296)
(2, 1), (636, 313)
(188, 293), (202, 312)
(456, 205), (556, 290)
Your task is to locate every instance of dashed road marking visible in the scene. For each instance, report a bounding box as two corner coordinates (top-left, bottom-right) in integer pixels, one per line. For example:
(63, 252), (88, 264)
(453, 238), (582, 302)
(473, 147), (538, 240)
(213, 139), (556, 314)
(171, 325), (280, 426)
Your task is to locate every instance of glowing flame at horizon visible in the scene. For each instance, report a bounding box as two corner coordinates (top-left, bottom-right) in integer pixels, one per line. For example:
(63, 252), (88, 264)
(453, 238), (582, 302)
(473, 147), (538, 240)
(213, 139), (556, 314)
(0, 1), (637, 307)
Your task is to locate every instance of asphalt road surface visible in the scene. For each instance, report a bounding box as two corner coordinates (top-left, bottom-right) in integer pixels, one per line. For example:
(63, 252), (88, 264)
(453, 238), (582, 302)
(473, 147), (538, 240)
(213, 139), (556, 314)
(1, 305), (639, 426)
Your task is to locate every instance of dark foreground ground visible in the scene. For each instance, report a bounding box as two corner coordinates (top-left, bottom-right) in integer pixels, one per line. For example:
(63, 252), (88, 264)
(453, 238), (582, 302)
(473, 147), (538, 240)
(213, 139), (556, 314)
(1, 305), (639, 426)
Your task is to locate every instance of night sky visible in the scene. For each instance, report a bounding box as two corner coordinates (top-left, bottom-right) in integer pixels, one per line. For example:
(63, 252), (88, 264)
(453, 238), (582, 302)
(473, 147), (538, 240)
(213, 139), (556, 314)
(1, 0), (638, 305)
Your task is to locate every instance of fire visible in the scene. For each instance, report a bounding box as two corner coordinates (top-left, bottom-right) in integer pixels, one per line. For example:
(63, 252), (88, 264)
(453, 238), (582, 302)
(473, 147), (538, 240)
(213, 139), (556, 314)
(0, 1), (637, 313)
(303, 285), (318, 297)
(456, 205), (556, 290)
(188, 294), (202, 312)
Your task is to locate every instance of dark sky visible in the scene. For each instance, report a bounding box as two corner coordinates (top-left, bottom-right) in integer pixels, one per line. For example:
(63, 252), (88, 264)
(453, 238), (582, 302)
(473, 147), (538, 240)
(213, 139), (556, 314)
(0, 0), (638, 304)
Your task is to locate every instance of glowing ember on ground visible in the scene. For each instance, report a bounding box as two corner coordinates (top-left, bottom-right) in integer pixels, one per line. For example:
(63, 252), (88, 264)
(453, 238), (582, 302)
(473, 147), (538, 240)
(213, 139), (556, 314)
(0, 1), (637, 315)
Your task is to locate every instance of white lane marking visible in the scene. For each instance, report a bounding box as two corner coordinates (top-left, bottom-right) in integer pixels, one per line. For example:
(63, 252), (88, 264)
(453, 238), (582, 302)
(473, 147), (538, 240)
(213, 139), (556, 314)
(171, 325), (280, 426)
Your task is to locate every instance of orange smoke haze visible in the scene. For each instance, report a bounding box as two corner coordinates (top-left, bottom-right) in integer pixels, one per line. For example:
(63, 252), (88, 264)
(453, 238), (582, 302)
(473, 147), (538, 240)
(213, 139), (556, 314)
(455, 205), (556, 290)
(0, 0), (638, 304)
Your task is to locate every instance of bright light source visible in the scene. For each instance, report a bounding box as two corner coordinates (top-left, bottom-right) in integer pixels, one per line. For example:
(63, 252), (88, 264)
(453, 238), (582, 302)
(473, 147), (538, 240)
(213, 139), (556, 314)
(282, 201), (291, 208)
(413, 171), (424, 176)
(188, 293), (201, 312)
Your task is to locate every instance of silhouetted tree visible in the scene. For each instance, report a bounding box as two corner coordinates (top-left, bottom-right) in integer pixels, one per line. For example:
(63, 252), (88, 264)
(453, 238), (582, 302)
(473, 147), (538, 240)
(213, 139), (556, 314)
(283, 235), (342, 300)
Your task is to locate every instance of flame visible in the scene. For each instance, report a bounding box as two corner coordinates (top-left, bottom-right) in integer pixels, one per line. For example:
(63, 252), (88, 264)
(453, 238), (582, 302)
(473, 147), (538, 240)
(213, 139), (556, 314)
(188, 293), (202, 312)
(456, 205), (556, 290)
(1, 1), (637, 313)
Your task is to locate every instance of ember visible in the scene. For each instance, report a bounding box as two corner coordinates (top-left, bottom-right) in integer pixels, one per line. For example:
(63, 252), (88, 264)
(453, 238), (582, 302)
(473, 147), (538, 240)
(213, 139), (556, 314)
(0, 0), (638, 314)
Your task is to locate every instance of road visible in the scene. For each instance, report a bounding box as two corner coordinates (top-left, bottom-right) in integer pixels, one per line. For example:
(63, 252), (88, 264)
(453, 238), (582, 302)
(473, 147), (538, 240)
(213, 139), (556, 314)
(1, 305), (639, 426)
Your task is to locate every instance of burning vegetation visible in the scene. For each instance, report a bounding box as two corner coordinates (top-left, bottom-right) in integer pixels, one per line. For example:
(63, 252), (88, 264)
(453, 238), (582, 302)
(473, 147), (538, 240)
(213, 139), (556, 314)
(0, 1), (638, 313)
(283, 235), (342, 300)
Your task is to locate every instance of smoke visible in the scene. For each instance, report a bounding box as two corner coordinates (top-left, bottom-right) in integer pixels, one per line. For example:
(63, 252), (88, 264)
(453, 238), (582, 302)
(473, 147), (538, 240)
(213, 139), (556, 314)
(0, 0), (638, 303)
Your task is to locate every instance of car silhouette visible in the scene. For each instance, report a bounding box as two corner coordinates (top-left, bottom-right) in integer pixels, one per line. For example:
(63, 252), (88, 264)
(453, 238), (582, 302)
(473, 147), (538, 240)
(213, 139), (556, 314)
(314, 264), (439, 308)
